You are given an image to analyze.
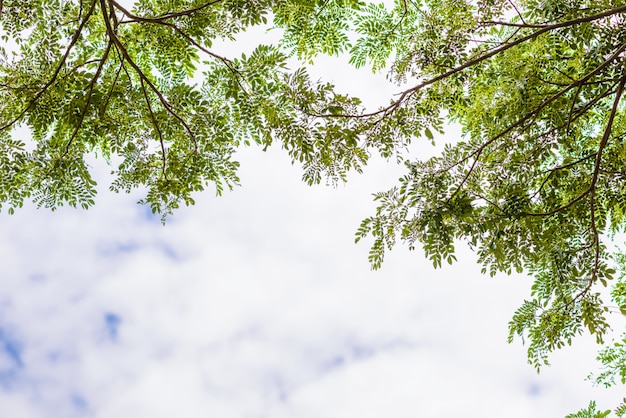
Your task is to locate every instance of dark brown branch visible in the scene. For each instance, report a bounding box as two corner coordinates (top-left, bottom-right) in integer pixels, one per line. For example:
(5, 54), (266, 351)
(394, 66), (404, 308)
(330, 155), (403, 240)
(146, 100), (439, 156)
(583, 76), (626, 293)
(531, 74), (570, 87)
(440, 40), (626, 178)
(316, 4), (626, 120)
(62, 40), (113, 157)
(101, 0), (197, 152)
(445, 151), (481, 205)
(507, 0), (527, 25)
(468, 190), (504, 213)
(526, 76), (626, 219)
(566, 82), (584, 133)
(478, 20), (546, 29)
(112, 0), (223, 22)
(111, 0), (249, 96)
(547, 153), (597, 173)
(525, 186), (591, 217)
(140, 77), (167, 179)
(531, 153), (597, 201)
(530, 83), (618, 153)
(112, 4), (222, 58)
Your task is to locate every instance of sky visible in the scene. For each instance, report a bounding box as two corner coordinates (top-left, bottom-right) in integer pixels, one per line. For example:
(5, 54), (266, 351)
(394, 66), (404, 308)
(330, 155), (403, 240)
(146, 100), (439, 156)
(1, 5), (626, 418)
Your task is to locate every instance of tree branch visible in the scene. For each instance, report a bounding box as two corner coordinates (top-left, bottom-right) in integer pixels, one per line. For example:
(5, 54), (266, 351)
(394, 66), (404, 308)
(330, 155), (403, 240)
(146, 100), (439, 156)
(316, 4), (626, 120)
(525, 76), (626, 220)
(583, 75), (626, 292)
(140, 77), (168, 179)
(112, 0), (223, 22)
(62, 40), (113, 157)
(111, 0), (250, 96)
(101, 0), (197, 152)
(439, 40), (626, 179)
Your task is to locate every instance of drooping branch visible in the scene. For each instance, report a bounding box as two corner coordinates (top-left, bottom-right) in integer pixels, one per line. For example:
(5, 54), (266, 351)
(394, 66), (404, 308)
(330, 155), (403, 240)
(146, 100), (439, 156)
(62, 40), (113, 157)
(583, 75), (626, 292)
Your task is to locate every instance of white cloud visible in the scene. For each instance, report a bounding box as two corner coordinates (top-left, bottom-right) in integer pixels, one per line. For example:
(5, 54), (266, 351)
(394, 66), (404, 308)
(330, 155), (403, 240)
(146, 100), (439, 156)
(0, 145), (624, 418)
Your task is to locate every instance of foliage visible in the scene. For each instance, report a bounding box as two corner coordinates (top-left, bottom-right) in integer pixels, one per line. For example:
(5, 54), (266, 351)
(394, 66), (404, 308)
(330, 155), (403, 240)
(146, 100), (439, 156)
(566, 401), (612, 418)
(3, 0), (626, 414)
(350, 0), (626, 401)
(0, 0), (384, 218)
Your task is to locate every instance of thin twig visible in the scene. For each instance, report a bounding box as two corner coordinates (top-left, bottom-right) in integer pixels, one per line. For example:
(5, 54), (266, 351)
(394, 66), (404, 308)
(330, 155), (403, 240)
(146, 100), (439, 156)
(507, 0), (527, 25)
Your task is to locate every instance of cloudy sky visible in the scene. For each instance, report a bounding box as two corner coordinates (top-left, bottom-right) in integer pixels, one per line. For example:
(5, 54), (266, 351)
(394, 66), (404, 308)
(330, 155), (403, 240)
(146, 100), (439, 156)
(2, 9), (626, 418)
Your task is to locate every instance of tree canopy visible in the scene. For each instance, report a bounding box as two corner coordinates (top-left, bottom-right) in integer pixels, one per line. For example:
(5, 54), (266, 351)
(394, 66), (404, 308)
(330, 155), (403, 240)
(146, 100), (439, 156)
(2, 0), (626, 415)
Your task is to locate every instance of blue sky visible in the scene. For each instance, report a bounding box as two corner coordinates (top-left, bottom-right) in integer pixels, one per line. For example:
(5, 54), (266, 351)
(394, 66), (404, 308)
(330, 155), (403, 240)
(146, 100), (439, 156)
(2, 5), (626, 417)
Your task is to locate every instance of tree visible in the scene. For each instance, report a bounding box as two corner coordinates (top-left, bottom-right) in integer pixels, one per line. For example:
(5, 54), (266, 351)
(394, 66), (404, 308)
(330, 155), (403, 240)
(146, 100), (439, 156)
(2, 0), (626, 414)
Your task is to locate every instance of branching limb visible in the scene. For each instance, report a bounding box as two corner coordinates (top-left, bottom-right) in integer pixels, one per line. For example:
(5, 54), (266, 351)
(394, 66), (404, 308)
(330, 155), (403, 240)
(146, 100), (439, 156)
(439, 40), (626, 183)
(445, 151), (481, 205)
(111, 0), (249, 96)
(315, 5), (626, 120)
(582, 75), (626, 295)
(507, 0), (527, 25)
(112, 0), (223, 22)
(531, 153), (597, 200)
(101, 0), (197, 152)
(62, 40), (113, 157)
(468, 190), (505, 213)
(526, 76), (626, 222)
